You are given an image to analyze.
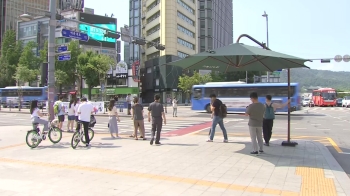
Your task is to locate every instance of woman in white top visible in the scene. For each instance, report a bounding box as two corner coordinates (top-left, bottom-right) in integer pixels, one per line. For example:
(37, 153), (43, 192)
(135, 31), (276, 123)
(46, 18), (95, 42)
(67, 100), (75, 132)
(30, 100), (48, 132)
(74, 98), (80, 131)
(172, 97), (178, 117)
(108, 99), (120, 138)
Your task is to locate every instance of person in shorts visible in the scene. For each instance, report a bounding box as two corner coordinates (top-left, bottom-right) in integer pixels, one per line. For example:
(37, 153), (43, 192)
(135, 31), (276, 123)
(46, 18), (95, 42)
(54, 95), (65, 130)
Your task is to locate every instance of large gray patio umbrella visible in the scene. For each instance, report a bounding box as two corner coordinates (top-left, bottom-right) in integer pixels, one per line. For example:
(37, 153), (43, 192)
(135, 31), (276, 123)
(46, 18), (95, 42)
(169, 42), (311, 147)
(169, 43), (310, 72)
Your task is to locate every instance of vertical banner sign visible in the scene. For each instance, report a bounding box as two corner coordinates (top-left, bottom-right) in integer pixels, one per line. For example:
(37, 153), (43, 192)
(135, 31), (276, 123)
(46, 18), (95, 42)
(132, 61), (140, 82)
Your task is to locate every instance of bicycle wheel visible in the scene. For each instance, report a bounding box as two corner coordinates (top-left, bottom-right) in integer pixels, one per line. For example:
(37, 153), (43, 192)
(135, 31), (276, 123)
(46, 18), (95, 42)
(71, 132), (80, 149)
(81, 128), (94, 144)
(26, 130), (41, 148)
(48, 127), (62, 144)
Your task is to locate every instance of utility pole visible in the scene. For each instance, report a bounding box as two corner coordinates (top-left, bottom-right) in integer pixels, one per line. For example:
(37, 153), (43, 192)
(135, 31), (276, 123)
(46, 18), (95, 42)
(47, 0), (56, 121)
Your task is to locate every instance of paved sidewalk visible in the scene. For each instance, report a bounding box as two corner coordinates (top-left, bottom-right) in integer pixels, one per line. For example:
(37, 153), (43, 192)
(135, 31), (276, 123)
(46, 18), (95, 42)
(0, 126), (349, 196)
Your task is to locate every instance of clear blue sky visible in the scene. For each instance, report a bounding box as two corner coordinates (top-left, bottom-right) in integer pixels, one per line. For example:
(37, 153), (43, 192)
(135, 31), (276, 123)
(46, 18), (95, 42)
(85, 0), (350, 71)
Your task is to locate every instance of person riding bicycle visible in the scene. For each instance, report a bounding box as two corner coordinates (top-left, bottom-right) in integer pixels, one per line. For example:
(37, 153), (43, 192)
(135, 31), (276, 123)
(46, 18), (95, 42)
(30, 100), (48, 133)
(77, 97), (94, 147)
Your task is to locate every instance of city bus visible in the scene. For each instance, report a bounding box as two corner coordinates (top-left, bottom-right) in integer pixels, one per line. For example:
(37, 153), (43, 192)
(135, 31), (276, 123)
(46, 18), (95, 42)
(312, 88), (337, 107)
(0, 86), (48, 108)
(191, 82), (301, 113)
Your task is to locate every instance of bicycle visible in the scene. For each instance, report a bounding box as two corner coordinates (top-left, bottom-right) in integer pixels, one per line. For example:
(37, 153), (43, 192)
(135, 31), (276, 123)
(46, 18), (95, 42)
(25, 120), (63, 148)
(71, 120), (95, 149)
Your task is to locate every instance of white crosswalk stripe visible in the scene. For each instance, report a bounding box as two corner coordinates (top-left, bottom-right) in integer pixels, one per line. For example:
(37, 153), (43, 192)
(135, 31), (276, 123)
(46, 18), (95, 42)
(91, 119), (207, 134)
(303, 107), (350, 111)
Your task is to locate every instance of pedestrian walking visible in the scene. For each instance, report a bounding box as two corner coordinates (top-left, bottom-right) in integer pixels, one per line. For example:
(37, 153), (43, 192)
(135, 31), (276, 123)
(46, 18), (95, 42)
(131, 97), (146, 140)
(77, 97), (94, 147)
(107, 99), (120, 138)
(148, 94), (166, 145)
(263, 95), (290, 146)
(245, 92), (265, 154)
(207, 94), (228, 143)
(172, 97), (178, 117)
(67, 100), (75, 132)
(53, 95), (65, 130)
(126, 94), (132, 115)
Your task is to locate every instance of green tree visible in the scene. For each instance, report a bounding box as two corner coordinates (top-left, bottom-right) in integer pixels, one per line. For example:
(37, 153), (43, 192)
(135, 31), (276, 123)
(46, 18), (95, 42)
(178, 71), (212, 101)
(18, 41), (41, 71)
(0, 30), (23, 87)
(211, 71), (260, 83)
(77, 51), (113, 99)
(13, 65), (38, 110)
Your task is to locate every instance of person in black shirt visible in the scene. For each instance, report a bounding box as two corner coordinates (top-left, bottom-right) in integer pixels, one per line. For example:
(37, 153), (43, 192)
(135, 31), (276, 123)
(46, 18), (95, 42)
(207, 94), (228, 142)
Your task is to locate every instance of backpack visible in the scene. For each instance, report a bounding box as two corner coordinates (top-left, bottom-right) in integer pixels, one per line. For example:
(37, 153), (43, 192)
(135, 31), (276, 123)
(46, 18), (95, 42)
(264, 103), (275, 119)
(218, 100), (227, 118)
(53, 101), (61, 115)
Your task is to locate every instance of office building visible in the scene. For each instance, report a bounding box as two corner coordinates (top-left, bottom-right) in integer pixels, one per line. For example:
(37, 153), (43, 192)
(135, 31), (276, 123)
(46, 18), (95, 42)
(197, 0), (233, 52)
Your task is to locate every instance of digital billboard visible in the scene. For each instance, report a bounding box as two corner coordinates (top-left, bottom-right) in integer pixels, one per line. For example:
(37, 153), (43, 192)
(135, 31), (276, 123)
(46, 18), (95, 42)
(79, 12), (117, 48)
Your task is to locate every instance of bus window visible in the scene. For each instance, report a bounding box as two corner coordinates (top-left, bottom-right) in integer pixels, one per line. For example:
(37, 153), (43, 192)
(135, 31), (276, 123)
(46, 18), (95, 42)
(193, 88), (202, 100)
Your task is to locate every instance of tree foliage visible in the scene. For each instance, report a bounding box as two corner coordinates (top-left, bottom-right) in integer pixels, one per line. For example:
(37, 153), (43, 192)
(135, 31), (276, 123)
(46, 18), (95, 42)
(55, 41), (81, 86)
(13, 65), (38, 86)
(0, 30), (23, 87)
(178, 72), (212, 99)
(14, 41), (40, 84)
(77, 51), (114, 99)
(280, 68), (350, 91)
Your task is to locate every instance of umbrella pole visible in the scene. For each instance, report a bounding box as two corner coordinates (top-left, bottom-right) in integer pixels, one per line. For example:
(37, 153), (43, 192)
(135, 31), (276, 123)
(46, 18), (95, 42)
(282, 68), (297, 147)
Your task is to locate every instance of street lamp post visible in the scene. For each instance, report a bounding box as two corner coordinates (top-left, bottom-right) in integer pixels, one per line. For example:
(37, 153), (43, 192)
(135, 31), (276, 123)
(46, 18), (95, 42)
(262, 11), (270, 82)
(46, 0), (56, 121)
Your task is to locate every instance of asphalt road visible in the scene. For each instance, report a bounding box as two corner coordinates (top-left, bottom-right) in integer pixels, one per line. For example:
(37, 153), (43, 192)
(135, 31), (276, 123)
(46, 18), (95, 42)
(1, 106), (349, 178)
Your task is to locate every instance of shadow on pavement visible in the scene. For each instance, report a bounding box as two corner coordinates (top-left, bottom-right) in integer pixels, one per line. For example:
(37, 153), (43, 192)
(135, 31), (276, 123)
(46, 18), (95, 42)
(162, 143), (198, 146)
(232, 139), (348, 174)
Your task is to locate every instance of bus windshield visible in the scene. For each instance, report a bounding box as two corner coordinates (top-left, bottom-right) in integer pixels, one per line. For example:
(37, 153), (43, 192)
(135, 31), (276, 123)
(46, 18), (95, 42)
(321, 92), (336, 100)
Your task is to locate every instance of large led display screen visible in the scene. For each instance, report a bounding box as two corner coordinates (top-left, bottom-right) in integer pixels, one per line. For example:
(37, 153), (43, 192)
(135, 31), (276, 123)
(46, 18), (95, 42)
(79, 12), (117, 48)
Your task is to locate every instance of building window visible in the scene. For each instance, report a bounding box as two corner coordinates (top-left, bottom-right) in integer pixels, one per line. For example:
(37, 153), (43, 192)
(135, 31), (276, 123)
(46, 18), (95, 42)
(177, 0), (194, 14)
(147, 51), (160, 60)
(200, 10), (205, 17)
(147, 67), (152, 73)
(200, 20), (205, 28)
(147, 24), (160, 36)
(134, 0), (140, 9)
(199, 1), (205, 9)
(116, 78), (127, 86)
(147, 0), (160, 11)
(177, 38), (194, 50)
(155, 79), (159, 86)
(178, 51), (189, 59)
(147, 11), (160, 24)
(134, 9), (139, 17)
(177, 25), (194, 37)
(177, 11), (194, 26)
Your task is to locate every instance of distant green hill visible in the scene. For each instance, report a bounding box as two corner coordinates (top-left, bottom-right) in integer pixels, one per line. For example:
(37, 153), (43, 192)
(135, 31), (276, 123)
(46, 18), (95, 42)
(279, 68), (350, 91)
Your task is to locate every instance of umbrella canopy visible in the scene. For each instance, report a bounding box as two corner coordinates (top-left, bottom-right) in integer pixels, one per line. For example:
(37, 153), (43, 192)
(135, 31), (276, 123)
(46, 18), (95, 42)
(169, 43), (310, 72)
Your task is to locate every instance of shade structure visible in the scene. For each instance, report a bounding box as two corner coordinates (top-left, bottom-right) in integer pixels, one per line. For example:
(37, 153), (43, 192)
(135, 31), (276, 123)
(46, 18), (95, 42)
(169, 43), (310, 71)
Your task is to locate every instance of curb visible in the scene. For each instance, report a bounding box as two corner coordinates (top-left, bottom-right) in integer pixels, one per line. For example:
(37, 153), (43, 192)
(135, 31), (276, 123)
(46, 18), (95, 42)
(315, 141), (350, 195)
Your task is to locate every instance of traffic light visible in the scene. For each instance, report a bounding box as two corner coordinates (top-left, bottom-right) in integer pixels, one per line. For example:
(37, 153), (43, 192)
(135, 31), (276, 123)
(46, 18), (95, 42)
(155, 44), (165, 50)
(104, 32), (120, 39)
(132, 39), (146, 45)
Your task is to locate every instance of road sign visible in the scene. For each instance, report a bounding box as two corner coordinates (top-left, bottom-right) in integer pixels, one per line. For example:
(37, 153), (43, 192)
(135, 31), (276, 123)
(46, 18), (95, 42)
(57, 45), (68, 53)
(61, 29), (89, 42)
(120, 27), (132, 43)
(343, 54), (350, 62)
(334, 55), (342, 62)
(57, 54), (71, 61)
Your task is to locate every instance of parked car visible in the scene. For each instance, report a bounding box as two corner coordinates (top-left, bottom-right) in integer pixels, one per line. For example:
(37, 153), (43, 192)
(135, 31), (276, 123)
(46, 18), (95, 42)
(308, 100), (315, 107)
(302, 98), (311, 107)
(336, 98), (343, 107)
(342, 96), (350, 107)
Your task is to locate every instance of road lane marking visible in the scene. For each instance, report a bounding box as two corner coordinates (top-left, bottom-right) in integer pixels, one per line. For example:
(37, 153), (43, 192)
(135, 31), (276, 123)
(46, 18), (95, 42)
(327, 137), (343, 153)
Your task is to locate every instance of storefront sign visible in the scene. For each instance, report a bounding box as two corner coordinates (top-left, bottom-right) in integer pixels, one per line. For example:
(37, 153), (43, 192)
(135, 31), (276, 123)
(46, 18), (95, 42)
(132, 60), (140, 82)
(105, 89), (115, 95)
(115, 73), (128, 78)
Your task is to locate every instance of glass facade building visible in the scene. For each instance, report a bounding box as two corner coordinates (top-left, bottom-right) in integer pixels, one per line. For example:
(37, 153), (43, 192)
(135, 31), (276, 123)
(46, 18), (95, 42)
(197, 0), (233, 52)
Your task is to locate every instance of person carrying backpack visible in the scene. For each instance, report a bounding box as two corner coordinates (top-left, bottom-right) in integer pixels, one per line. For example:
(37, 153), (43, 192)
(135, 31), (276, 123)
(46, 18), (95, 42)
(263, 95), (290, 146)
(207, 94), (228, 143)
(54, 95), (65, 130)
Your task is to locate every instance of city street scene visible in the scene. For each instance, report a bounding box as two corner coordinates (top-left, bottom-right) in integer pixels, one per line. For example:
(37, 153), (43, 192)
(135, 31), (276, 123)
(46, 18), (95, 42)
(0, 0), (350, 196)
